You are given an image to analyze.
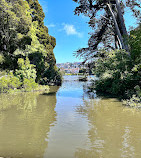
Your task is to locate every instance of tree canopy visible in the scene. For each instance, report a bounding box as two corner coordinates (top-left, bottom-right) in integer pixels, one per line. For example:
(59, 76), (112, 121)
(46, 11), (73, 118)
(0, 0), (62, 86)
(73, 0), (141, 61)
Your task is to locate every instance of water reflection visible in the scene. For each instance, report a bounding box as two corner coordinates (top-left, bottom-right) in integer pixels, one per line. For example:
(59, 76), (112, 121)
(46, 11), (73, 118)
(75, 98), (141, 158)
(0, 87), (59, 158)
(0, 76), (141, 158)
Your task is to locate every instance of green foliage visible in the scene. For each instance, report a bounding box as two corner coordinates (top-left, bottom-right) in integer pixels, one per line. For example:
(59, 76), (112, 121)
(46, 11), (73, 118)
(0, 55), (4, 65)
(22, 78), (49, 92)
(26, 0), (45, 23)
(92, 48), (140, 99)
(0, 0), (31, 54)
(90, 25), (141, 101)
(40, 66), (62, 85)
(15, 57), (37, 81)
(50, 36), (56, 48)
(135, 85), (141, 98)
(129, 24), (141, 63)
(0, 72), (21, 93)
(0, 71), (49, 93)
(123, 85), (141, 107)
(123, 95), (141, 107)
(0, 71), (7, 77)
(92, 24), (141, 102)
(0, 57), (50, 93)
(23, 78), (38, 92)
(73, 0), (140, 61)
(93, 49), (131, 77)
(0, 0), (62, 87)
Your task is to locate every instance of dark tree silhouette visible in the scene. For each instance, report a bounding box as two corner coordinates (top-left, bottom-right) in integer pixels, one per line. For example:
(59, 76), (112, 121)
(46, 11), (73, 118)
(73, 0), (141, 61)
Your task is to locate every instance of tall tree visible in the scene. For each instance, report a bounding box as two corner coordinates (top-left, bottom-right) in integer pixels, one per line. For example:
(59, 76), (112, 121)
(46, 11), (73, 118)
(0, 0), (32, 69)
(0, 0), (62, 85)
(73, 0), (141, 61)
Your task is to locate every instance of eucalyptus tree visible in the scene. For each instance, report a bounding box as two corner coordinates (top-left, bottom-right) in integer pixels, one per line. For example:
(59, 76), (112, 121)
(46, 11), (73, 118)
(73, 0), (141, 61)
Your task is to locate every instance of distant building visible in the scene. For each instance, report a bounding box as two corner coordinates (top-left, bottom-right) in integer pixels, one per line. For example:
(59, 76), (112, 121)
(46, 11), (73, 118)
(57, 62), (89, 74)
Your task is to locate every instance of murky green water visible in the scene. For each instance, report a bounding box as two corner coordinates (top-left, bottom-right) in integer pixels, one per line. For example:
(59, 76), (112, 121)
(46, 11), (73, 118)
(0, 76), (141, 158)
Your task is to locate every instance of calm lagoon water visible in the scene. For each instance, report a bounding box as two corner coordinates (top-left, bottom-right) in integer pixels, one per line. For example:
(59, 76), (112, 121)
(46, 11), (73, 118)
(0, 76), (141, 158)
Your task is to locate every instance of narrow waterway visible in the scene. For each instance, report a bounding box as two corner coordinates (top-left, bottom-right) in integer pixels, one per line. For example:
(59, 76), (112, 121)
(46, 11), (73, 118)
(0, 76), (141, 158)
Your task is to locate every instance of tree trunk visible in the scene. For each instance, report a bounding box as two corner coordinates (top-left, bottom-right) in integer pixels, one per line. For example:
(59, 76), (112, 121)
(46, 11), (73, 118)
(107, 3), (125, 50)
(115, 35), (121, 49)
(115, 0), (130, 53)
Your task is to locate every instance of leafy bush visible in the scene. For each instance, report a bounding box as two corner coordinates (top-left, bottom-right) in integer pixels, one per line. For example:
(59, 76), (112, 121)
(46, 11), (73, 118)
(23, 78), (38, 92)
(28, 51), (62, 85)
(92, 48), (141, 102)
(40, 65), (62, 85)
(0, 72), (21, 93)
(123, 95), (141, 108)
(15, 57), (37, 81)
(129, 24), (141, 63)
(0, 54), (4, 65)
(0, 58), (50, 93)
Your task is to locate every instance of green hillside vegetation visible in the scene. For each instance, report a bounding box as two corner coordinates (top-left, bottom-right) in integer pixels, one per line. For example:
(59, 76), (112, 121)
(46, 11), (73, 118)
(0, 0), (62, 93)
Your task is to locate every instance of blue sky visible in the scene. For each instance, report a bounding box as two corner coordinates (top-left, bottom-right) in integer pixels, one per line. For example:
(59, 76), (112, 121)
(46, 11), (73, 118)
(38, 0), (138, 64)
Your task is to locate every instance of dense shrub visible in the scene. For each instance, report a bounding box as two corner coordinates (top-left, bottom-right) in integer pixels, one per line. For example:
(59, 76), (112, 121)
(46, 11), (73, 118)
(0, 72), (21, 93)
(123, 85), (141, 107)
(92, 49), (141, 102)
(0, 58), (49, 93)
(23, 78), (38, 92)
(40, 65), (62, 85)
(15, 57), (37, 81)
(123, 95), (141, 107)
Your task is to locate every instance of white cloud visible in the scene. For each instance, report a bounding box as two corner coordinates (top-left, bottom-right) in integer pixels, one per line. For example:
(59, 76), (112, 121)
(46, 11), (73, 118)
(47, 24), (56, 28)
(63, 24), (83, 38)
